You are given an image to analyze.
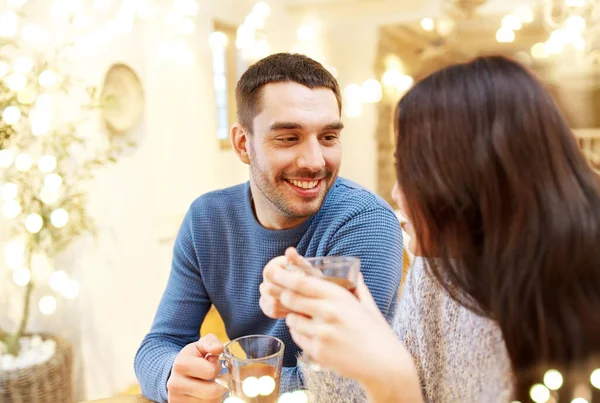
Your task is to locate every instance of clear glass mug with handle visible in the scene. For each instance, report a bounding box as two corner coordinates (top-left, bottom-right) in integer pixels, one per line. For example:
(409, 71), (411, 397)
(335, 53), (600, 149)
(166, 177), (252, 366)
(287, 256), (361, 372)
(213, 335), (285, 403)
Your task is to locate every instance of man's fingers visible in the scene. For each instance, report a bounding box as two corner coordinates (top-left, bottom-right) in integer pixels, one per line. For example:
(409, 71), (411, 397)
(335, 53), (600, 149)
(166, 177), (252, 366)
(259, 294), (291, 319)
(167, 375), (226, 400)
(172, 354), (221, 380)
(195, 334), (223, 357)
(289, 329), (313, 355)
(263, 256), (288, 282)
(285, 248), (322, 277)
(260, 281), (284, 298)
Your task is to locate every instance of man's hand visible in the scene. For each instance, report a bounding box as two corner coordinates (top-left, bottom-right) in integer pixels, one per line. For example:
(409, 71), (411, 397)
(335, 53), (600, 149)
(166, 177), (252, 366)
(260, 248), (312, 319)
(260, 254), (293, 319)
(167, 334), (226, 403)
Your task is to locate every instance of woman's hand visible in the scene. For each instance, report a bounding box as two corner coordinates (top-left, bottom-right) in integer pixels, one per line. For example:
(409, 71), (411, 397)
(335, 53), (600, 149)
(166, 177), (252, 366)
(272, 248), (423, 402)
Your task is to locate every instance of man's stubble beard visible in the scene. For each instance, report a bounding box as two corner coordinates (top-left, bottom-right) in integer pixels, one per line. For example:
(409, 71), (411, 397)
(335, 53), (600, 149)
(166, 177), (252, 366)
(249, 158), (339, 219)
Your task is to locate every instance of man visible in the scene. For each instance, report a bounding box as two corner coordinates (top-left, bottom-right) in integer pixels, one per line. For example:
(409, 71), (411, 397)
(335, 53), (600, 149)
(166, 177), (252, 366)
(134, 53), (403, 403)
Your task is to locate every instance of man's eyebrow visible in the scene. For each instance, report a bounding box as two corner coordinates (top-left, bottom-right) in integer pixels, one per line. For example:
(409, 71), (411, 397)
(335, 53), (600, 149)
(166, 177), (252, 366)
(323, 122), (344, 131)
(268, 121), (303, 131)
(267, 121), (344, 131)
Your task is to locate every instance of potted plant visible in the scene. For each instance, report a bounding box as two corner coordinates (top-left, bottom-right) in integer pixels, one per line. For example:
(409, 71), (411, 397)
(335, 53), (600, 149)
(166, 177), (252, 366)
(0, 10), (133, 403)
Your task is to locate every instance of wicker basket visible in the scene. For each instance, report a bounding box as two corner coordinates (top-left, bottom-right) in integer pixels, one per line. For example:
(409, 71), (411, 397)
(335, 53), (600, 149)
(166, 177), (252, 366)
(0, 334), (73, 403)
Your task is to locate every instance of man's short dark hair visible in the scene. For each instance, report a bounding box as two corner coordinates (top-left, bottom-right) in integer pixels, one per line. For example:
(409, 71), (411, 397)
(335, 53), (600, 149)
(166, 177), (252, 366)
(235, 53), (342, 133)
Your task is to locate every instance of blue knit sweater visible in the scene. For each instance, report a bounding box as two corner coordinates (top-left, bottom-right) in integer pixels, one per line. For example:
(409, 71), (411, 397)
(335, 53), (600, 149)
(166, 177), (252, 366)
(134, 178), (404, 403)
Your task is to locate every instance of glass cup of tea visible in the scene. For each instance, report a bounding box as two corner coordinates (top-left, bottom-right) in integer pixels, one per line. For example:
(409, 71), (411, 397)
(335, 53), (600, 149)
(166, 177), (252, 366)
(287, 256), (361, 371)
(214, 335), (285, 403)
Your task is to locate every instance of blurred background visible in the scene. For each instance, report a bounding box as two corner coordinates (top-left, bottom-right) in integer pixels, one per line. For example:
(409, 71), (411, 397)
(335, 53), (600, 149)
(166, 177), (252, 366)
(0, 0), (599, 401)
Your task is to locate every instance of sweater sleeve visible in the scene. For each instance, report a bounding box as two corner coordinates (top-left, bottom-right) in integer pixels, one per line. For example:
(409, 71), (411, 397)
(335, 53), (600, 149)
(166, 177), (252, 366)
(134, 206), (212, 403)
(327, 207), (404, 320)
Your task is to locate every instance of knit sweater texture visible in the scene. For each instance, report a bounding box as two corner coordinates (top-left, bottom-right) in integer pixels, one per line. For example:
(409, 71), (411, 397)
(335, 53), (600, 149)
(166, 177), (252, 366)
(134, 178), (404, 403)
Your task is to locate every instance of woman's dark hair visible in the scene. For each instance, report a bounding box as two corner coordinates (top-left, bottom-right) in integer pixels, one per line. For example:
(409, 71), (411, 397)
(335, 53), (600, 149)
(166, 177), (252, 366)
(395, 55), (600, 400)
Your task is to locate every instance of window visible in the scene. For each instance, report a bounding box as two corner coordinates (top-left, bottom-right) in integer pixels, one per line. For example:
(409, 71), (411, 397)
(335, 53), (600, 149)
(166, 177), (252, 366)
(211, 21), (247, 149)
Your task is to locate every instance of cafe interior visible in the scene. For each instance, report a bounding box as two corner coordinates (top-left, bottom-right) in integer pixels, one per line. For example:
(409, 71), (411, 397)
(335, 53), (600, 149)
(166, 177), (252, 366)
(1, 0), (600, 402)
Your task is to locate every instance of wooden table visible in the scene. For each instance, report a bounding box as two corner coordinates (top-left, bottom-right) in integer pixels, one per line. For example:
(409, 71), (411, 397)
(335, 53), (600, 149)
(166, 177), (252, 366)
(82, 395), (152, 403)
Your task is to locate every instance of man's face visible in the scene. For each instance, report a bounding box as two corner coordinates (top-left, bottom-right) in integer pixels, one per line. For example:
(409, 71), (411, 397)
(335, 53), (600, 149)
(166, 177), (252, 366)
(247, 82), (343, 224)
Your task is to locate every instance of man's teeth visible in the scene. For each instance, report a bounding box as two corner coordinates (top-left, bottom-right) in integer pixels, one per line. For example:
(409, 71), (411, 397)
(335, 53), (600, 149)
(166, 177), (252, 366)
(289, 179), (319, 189)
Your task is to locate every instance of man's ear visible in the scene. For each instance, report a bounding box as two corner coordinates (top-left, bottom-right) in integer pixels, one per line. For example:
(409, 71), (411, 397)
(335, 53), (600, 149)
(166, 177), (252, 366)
(230, 123), (251, 165)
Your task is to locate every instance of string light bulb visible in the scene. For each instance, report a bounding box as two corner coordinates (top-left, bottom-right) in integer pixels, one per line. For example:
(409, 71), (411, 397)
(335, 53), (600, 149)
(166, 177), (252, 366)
(245, 12), (265, 29)
(25, 213), (43, 233)
(49, 270), (68, 292)
(21, 23), (47, 45)
(591, 368), (600, 389)
(6, 73), (27, 91)
(14, 153), (33, 172)
(566, 15), (586, 31)
(515, 5), (534, 24)
(44, 173), (63, 191)
(39, 296), (56, 315)
(530, 384), (550, 403)
(296, 24), (317, 42)
(38, 70), (57, 87)
(531, 42), (549, 59)
(209, 31), (228, 50)
(236, 24), (254, 49)
(344, 101), (362, 118)
(2, 200), (21, 218)
(361, 79), (382, 103)
(502, 15), (522, 31)
(253, 2), (271, 18)
(544, 369), (564, 390)
(420, 17), (435, 31)
(17, 88), (36, 104)
(30, 109), (52, 136)
(2, 106), (21, 125)
(12, 268), (31, 286)
(1, 183), (18, 200)
(50, 208), (69, 228)
(38, 155), (57, 173)
(40, 188), (59, 205)
(344, 84), (362, 102)
(61, 278), (79, 299)
(496, 28), (515, 43)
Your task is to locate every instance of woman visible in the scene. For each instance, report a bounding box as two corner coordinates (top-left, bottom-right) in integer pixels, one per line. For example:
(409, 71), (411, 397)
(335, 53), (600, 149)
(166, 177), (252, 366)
(260, 55), (600, 402)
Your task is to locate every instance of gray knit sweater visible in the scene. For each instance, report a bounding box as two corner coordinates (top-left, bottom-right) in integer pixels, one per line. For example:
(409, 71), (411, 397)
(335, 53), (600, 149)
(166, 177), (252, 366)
(302, 258), (513, 402)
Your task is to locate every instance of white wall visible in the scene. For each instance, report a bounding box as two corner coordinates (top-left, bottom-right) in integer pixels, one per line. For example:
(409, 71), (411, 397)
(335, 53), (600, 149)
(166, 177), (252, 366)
(0, 0), (298, 400)
(326, 23), (380, 192)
